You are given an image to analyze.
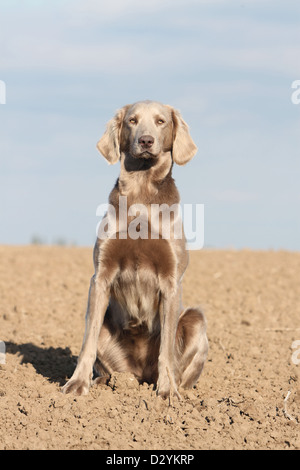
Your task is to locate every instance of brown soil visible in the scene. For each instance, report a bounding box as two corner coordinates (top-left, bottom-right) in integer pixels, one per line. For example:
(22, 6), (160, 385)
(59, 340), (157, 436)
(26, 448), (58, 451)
(0, 246), (299, 450)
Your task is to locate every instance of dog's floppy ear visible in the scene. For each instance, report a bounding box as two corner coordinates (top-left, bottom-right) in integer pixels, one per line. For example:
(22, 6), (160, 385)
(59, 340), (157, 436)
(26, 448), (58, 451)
(97, 105), (129, 164)
(170, 107), (197, 165)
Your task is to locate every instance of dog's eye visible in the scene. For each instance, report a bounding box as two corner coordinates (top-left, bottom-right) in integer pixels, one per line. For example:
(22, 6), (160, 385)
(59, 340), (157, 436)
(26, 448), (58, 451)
(157, 119), (165, 125)
(129, 118), (137, 124)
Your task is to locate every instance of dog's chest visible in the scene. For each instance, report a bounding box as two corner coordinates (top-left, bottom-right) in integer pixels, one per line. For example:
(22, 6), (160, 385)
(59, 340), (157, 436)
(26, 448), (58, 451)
(111, 269), (160, 331)
(101, 237), (177, 331)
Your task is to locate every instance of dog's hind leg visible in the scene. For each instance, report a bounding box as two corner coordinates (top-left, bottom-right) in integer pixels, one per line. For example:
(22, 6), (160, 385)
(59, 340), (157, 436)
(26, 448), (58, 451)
(175, 307), (208, 389)
(93, 316), (130, 384)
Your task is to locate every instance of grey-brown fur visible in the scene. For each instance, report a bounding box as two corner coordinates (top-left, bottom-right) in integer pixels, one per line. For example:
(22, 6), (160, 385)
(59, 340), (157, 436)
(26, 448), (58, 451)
(62, 101), (208, 398)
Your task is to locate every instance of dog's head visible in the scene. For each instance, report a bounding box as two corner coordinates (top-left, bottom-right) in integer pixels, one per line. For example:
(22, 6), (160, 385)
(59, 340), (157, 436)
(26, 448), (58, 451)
(97, 100), (197, 166)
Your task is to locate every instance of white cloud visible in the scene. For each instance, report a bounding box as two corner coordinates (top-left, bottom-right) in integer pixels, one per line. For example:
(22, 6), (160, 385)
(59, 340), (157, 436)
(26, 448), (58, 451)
(1, 1), (299, 77)
(3, 34), (299, 78)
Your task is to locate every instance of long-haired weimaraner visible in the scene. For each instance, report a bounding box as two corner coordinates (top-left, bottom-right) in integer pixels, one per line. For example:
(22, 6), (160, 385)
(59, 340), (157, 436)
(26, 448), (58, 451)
(62, 100), (208, 398)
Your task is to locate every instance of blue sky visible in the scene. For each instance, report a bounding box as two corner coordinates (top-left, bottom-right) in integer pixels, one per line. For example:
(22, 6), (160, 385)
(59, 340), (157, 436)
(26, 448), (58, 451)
(0, 0), (300, 249)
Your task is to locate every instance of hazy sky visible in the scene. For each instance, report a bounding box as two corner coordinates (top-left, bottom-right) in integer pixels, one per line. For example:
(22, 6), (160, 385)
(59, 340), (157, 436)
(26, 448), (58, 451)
(1, 0), (299, 249)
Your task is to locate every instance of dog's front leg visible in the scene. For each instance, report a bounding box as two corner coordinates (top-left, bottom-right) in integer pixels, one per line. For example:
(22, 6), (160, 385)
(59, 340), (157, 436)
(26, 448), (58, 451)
(156, 291), (181, 400)
(62, 275), (109, 395)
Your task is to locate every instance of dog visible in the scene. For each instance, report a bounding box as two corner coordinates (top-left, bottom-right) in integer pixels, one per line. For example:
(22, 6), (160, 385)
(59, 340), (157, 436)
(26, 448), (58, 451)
(62, 100), (208, 398)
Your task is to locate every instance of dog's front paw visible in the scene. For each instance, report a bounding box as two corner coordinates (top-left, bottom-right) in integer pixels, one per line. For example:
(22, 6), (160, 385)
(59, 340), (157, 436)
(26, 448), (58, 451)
(62, 378), (90, 396)
(156, 385), (170, 399)
(157, 371), (182, 400)
(156, 373), (172, 399)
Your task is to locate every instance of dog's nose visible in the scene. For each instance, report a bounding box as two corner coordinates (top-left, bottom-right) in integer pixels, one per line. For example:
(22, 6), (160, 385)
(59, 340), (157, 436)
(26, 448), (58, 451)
(138, 135), (154, 149)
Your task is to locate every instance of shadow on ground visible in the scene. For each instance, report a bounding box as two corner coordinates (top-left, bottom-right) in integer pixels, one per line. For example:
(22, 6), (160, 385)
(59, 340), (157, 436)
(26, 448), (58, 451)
(6, 342), (76, 386)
